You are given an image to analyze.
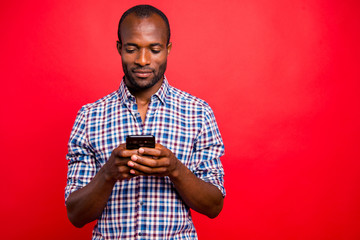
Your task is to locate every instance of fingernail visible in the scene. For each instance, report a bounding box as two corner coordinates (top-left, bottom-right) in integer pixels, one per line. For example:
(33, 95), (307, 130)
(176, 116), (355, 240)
(128, 161), (134, 167)
(139, 148), (144, 154)
(131, 155), (137, 161)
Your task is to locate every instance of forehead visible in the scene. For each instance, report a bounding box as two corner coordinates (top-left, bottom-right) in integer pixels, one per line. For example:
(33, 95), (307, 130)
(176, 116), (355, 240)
(120, 13), (168, 45)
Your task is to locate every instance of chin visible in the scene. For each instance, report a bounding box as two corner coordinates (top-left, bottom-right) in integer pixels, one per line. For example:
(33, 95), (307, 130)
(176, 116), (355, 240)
(127, 77), (158, 90)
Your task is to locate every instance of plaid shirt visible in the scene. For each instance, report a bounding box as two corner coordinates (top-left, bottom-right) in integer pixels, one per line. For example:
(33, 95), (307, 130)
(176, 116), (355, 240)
(65, 77), (225, 239)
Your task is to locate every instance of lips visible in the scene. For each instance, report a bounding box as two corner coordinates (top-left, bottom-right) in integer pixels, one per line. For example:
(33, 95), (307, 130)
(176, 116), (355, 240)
(133, 69), (153, 78)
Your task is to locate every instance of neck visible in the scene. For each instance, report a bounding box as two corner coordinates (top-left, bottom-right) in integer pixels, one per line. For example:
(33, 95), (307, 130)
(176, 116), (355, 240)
(126, 78), (164, 104)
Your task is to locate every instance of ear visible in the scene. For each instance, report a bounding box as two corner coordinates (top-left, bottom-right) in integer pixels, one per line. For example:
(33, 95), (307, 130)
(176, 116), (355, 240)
(167, 42), (172, 55)
(116, 41), (122, 55)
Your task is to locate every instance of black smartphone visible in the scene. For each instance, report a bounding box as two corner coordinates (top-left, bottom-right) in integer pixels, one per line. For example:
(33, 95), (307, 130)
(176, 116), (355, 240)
(126, 135), (155, 149)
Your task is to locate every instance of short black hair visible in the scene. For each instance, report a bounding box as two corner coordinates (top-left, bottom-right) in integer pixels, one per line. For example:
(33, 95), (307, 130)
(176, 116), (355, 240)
(118, 5), (171, 45)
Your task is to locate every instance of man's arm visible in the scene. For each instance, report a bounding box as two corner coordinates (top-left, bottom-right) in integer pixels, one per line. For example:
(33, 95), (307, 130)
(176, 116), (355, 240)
(66, 144), (137, 228)
(128, 145), (224, 218)
(169, 158), (224, 218)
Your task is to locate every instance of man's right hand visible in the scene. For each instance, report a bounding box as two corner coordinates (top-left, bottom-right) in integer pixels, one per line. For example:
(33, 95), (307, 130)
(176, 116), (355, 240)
(103, 143), (139, 182)
(66, 143), (138, 228)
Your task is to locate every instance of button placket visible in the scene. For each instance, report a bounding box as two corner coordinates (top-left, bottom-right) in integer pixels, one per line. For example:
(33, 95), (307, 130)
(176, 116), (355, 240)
(143, 97), (160, 135)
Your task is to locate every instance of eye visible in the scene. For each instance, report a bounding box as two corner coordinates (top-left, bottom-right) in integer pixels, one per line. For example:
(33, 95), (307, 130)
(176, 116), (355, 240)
(125, 48), (136, 53)
(151, 49), (161, 54)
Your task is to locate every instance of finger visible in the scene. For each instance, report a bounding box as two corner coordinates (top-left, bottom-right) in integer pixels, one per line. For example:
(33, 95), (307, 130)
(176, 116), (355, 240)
(120, 172), (132, 180)
(130, 155), (163, 168)
(118, 143), (126, 148)
(129, 168), (147, 176)
(113, 157), (132, 166)
(113, 148), (138, 158)
(117, 165), (131, 172)
(128, 161), (167, 175)
(138, 146), (165, 158)
(117, 165), (137, 179)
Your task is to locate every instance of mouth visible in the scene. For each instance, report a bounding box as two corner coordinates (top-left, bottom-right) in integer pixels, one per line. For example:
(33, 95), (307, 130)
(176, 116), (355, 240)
(132, 69), (153, 78)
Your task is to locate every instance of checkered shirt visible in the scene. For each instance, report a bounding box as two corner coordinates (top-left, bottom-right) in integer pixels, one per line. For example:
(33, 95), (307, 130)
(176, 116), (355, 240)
(65, 77), (225, 239)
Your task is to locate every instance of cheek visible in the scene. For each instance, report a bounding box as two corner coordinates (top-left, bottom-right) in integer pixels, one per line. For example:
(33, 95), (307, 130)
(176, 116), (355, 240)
(121, 52), (136, 63)
(152, 55), (168, 67)
(121, 56), (131, 65)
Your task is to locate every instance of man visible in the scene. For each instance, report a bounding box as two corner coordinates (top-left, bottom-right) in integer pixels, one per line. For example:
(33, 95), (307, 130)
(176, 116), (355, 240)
(65, 5), (225, 239)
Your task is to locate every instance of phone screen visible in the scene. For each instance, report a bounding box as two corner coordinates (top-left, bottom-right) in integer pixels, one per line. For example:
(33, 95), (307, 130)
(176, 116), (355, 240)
(126, 135), (155, 149)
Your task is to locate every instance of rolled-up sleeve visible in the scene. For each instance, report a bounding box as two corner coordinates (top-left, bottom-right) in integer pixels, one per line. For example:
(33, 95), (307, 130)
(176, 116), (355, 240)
(191, 106), (226, 197)
(65, 107), (97, 202)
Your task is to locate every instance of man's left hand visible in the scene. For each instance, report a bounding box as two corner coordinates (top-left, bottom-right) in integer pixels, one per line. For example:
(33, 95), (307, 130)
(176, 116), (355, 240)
(127, 143), (180, 178)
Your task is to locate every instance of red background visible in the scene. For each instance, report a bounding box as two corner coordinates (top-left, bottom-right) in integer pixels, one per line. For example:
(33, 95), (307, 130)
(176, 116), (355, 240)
(1, 0), (360, 239)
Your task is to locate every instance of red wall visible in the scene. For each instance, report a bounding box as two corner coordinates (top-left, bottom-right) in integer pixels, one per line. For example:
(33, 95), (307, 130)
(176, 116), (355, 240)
(1, 0), (360, 239)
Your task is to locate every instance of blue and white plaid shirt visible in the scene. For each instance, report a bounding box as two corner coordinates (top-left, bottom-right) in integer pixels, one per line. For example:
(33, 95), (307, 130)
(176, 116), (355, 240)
(65, 77), (225, 239)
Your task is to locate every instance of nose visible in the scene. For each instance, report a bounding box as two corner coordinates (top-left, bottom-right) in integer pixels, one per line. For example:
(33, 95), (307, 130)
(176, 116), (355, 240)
(135, 48), (151, 66)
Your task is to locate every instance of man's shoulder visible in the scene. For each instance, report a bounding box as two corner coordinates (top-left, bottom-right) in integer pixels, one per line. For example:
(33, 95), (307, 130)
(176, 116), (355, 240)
(78, 90), (120, 114)
(167, 85), (210, 110)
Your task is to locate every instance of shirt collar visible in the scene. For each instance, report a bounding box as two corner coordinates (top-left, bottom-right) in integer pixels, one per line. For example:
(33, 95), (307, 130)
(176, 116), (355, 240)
(118, 76), (169, 105)
(153, 76), (169, 105)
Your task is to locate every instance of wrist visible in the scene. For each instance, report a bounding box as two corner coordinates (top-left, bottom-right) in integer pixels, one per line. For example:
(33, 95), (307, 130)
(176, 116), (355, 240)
(99, 166), (117, 184)
(169, 159), (186, 182)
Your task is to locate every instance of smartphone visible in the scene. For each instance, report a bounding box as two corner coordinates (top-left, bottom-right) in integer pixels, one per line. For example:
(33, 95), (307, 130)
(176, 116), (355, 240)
(126, 135), (155, 149)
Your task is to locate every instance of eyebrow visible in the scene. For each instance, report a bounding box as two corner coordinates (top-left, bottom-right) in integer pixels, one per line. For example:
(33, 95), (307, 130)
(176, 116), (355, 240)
(149, 43), (163, 47)
(124, 43), (164, 48)
(124, 43), (138, 47)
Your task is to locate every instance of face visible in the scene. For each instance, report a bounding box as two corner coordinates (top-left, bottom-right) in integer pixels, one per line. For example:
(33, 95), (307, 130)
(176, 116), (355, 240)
(118, 13), (172, 91)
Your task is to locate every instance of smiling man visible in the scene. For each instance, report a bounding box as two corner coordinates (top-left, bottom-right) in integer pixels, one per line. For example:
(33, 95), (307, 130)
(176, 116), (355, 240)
(119, 12), (169, 92)
(65, 5), (225, 239)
